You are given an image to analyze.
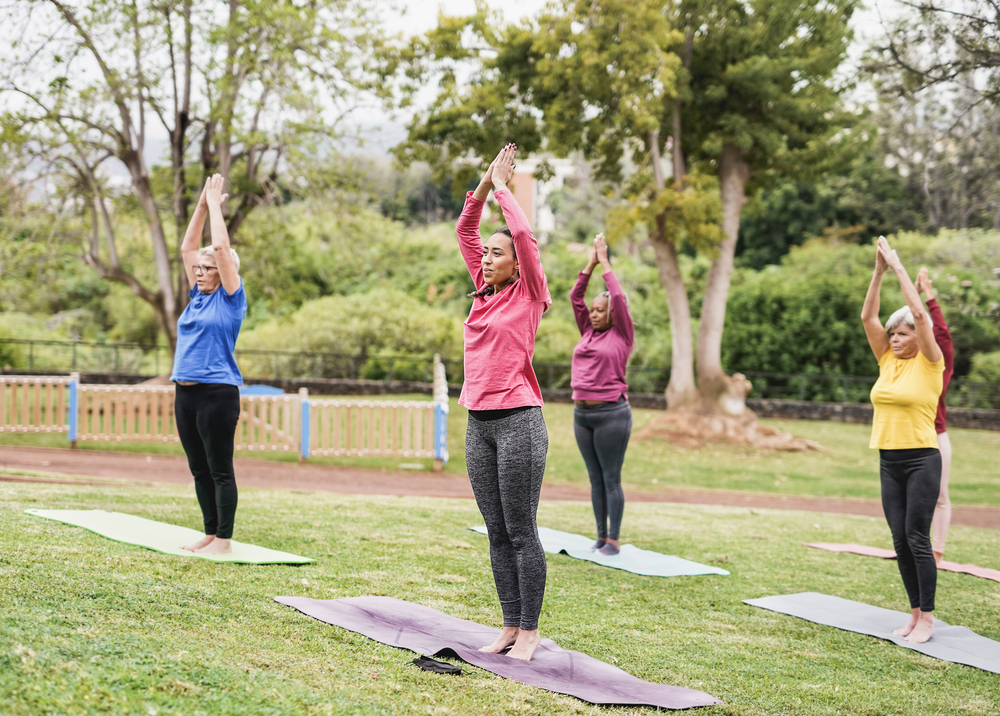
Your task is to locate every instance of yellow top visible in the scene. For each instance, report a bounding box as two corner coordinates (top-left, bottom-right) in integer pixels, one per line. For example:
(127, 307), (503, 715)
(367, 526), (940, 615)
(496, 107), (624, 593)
(869, 350), (944, 450)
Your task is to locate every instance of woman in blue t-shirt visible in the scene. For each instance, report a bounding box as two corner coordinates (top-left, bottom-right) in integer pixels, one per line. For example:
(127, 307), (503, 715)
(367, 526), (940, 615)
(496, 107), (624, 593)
(171, 174), (248, 555)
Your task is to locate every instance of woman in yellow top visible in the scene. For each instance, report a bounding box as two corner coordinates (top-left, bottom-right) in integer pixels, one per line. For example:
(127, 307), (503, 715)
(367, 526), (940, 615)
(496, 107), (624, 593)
(861, 236), (944, 645)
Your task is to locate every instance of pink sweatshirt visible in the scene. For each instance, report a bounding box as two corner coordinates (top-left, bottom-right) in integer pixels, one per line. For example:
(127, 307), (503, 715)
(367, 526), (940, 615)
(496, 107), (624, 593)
(457, 190), (552, 410)
(570, 270), (635, 401)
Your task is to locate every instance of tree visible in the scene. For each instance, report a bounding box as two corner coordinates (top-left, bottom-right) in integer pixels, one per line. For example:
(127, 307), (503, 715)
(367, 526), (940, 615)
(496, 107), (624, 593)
(867, 1), (1000, 230)
(0, 0), (388, 353)
(399, 0), (857, 446)
(737, 150), (928, 270)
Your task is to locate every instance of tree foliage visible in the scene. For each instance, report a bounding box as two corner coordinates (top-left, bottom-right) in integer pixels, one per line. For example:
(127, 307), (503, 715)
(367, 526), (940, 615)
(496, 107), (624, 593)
(0, 0), (389, 352)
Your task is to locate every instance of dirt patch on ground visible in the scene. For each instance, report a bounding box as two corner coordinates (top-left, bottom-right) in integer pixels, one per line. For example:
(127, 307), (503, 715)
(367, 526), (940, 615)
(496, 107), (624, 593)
(2, 445), (997, 530)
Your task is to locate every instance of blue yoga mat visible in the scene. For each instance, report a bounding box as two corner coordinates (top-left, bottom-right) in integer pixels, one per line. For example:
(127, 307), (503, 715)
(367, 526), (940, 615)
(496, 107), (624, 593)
(745, 592), (1000, 675)
(470, 526), (728, 577)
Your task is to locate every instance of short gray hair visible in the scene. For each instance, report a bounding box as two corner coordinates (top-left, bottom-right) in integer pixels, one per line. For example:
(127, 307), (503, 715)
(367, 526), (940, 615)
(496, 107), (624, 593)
(597, 289), (631, 309)
(198, 245), (240, 271)
(886, 305), (932, 332)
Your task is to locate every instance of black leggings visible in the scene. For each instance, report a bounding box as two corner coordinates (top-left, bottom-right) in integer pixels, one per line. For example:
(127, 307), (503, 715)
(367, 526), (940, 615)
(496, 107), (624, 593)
(880, 448), (942, 612)
(175, 383), (241, 540)
(465, 407), (548, 631)
(573, 398), (632, 541)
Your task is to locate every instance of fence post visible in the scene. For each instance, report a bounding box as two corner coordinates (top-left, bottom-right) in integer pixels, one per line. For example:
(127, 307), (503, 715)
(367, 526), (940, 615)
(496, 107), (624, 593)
(840, 376), (849, 404)
(432, 355), (448, 471)
(68, 372), (79, 448)
(299, 387), (310, 463)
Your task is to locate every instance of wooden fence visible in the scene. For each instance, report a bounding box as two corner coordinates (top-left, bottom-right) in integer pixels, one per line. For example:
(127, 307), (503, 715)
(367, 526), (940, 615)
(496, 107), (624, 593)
(307, 399), (436, 458)
(0, 358), (450, 469)
(0, 375), (72, 434)
(237, 391), (302, 453)
(77, 384), (178, 443)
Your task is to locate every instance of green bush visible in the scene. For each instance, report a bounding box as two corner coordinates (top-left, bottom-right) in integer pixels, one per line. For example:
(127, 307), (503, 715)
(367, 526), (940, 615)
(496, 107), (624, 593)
(237, 289), (462, 380)
(721, 230), (1000, 384)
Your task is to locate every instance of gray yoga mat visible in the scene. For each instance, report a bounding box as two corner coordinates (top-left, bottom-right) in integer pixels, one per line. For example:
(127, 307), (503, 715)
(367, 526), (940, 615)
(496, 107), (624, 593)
(469, 525), (729, 577)
(276, 595), (721, 709)
(745, 592), (1000, 675)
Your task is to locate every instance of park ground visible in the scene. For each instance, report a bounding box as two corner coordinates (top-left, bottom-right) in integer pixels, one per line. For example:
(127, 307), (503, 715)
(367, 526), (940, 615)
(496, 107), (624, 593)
(2, 408), (999, 715)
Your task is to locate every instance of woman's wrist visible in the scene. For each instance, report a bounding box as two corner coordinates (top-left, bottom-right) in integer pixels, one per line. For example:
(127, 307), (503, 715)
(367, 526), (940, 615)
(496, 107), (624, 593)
(599, 260), (612, 271)
(492, 181), (508, 193)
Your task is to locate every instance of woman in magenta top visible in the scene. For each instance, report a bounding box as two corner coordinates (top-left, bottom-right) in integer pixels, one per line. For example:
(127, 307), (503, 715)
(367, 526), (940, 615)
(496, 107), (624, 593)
(570, 234), (635, 556)
(457, 144), (551, 662)
(915, 268), (955, 564)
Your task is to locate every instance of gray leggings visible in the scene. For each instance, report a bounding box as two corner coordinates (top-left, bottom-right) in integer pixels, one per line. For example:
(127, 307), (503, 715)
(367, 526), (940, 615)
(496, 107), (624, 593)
(573, 399), (632, 541)
(465, 407), (548, 631)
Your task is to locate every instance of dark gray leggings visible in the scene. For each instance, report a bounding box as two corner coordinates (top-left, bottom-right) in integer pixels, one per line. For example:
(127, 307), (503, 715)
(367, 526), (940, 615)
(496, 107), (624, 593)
(574, 399), (632, 541)
(880, 448), (941, 612)
(465, 407), (548, 631)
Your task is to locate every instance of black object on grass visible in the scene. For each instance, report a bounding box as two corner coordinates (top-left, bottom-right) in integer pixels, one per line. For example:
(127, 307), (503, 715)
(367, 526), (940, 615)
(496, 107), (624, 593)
(412, 656), (462, 675)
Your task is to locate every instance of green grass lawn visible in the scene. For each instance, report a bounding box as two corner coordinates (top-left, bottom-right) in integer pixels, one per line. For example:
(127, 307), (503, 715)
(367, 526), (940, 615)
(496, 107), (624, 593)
(3, 482), (999, 715)
(5, 399), (1000, 506)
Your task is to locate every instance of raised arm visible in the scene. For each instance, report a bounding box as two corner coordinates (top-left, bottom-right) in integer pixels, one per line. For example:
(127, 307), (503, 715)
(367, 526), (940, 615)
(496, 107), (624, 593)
(205, 174), (241, 296)
(595, 235), (634, 345)
(456, 150), (503, 289)
(180, 184), (209, 290)
(571, 241), (598, 333)
(861, 241), (890, 362)
(879, 237), (942, 363)
(490, 146), (548, 302)
(916, 268), (953, 372)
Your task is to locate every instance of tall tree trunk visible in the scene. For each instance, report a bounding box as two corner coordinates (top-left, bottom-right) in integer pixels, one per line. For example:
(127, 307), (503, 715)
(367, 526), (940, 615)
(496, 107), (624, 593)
(696, 142), (750, 408)
(651, 233), (697, 407)
(647, 129), (698, 407)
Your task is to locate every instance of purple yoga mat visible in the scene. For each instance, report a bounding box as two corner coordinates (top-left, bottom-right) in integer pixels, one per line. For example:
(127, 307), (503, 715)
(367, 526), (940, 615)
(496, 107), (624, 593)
(276, 595), (721, 710)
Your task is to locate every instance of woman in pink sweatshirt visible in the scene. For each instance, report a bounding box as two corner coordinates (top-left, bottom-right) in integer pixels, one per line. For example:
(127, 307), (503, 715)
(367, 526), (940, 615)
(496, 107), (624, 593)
(457, 144), (552, 661)
(570, 234), (635, 556)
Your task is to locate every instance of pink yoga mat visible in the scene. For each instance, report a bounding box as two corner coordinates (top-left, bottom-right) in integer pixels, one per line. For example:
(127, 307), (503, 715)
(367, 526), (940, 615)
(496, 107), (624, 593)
(803, 543), (1000, 584)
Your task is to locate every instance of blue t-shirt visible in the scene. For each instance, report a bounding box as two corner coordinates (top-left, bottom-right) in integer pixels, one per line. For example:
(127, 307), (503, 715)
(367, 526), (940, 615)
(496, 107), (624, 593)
(170, 280), (247, 385)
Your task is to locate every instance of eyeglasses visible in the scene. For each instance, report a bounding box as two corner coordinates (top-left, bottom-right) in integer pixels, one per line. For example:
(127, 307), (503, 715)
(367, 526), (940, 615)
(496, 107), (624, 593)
(192, 264), (219, 275)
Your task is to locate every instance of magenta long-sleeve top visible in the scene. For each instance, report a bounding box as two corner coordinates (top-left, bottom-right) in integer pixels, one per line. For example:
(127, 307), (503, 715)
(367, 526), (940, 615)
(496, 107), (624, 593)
(456, 190), (552, 410)
(570, 270), (635, 402)
(926, 298), (954, 433)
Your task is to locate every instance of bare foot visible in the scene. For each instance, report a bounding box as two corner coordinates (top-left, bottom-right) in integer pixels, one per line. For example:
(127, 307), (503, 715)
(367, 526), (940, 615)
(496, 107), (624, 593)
(892, 608), (920, 637)
(194, 538), (232, 555)
(933, 550), (943, 567)
(182, 534), (215, 551)
(904, 613), (935, 644)
(507, 629), (541, 661)
(480, 626), (519, 653)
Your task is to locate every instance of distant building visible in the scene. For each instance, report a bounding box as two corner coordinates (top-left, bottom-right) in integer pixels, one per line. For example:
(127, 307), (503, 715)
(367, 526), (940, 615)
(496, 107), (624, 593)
(487, 157), (578, 242)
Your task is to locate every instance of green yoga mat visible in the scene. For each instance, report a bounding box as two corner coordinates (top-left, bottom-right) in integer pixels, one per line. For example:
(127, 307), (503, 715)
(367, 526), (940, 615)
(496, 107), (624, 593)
(26, 509), (313, 564)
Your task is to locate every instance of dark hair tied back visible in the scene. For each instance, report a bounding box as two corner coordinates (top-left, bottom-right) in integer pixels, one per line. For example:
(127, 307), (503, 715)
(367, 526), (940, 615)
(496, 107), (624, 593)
(468, 226), (518, 298)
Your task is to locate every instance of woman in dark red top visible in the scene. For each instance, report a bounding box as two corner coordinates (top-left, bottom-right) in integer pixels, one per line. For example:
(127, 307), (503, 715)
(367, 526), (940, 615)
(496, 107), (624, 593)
(570, 234), (635, 556)
(916, 268), (955, 565)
